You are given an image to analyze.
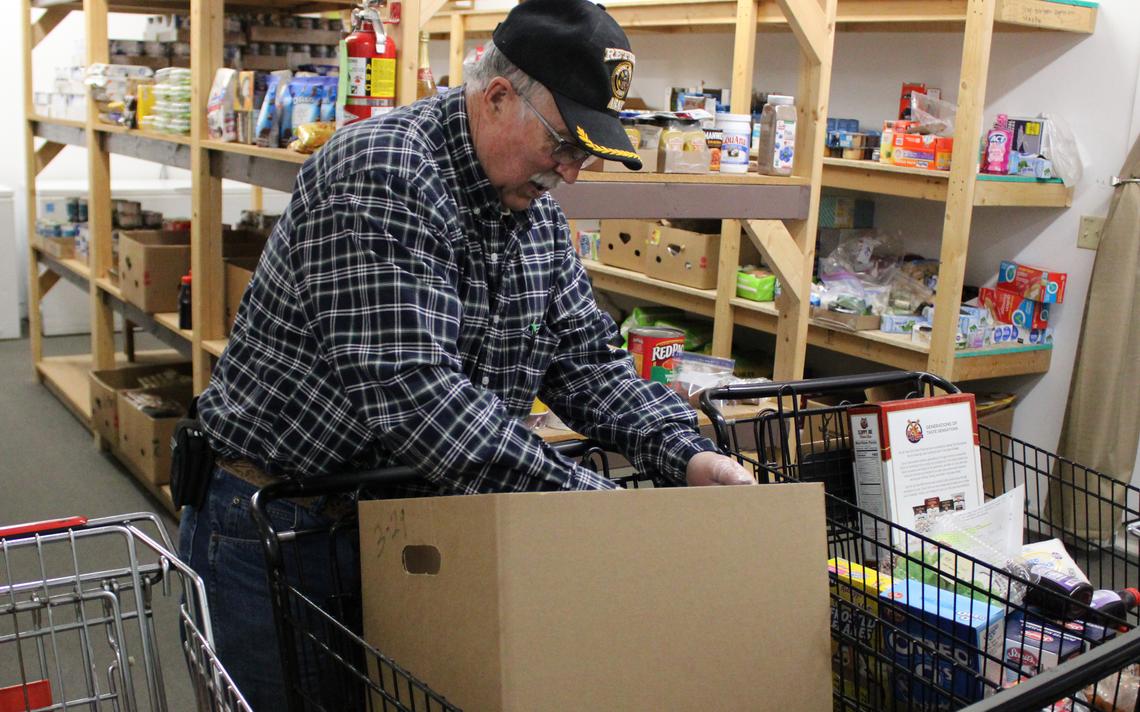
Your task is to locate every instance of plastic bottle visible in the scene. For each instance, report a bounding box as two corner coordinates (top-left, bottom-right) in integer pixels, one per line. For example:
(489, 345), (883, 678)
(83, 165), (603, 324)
(715, 112), (751, 174)
(756, 94), (796, 176)
(178, 272), (192, 330)
(1086, 588), (1140, 626)
(1025, 565), (1094, 619)
(415, 32), (436, 100)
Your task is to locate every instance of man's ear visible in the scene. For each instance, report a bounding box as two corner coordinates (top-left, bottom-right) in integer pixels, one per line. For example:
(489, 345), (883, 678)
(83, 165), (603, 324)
(483, 76), (514, 116)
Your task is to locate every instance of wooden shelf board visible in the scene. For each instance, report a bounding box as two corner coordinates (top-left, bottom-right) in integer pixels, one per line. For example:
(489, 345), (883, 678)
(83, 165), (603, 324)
(202, 339), (229, 358)
(153, 312), (193, 342)
(821, 158), (1073, 206)
(583, 260), (717, 317)
(28, 114), (85, 130)
(96, 277), (123, 301)
(36, 246), (92, 283)
(201, 139), (310, 165)
(37, 355), (96, 427)
(425, 0), (1096, 36)
(579, 171), (805, 186)
(95, 123), (193, 147)
(34, 0), (353, 14)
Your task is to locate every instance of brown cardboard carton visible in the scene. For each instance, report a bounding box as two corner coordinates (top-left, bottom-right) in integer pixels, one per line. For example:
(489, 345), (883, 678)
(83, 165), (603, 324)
(644, 225), (720, 289)
(118, 230), (191, 313)
(597, 220), (651, 272)
(38, 236), (76, 260)
(89, 362), (192, 445)
(810, 306), (881, 331)
(360, 484), (831, 712)
(117, 382), (193, 486)
(225, 257), (259, 334)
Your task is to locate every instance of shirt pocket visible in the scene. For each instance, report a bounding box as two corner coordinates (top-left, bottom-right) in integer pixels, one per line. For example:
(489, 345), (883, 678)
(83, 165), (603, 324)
(507, 327), (560, 419)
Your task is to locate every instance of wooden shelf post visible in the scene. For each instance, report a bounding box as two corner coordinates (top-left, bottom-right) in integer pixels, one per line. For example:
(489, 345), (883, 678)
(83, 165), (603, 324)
(927, 0), (997, 377)
(85, 0), (115, 378)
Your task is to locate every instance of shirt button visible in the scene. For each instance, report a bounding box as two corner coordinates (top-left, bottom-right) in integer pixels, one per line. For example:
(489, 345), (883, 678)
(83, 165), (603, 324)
(481, 376), (490, 386)
(492, 315), (500, 325)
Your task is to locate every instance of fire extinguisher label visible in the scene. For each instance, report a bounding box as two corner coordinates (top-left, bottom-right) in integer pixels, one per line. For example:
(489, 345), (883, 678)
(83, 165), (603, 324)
(369, 57), (396, 99)
(347, 56), (369, 98)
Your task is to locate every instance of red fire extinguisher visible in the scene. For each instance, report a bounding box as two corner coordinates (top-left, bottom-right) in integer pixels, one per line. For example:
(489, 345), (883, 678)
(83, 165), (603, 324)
(341, 0), (397, 126)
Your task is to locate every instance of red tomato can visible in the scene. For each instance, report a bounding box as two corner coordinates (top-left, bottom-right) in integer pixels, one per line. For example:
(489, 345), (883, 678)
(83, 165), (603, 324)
(628, 326), (685, 383)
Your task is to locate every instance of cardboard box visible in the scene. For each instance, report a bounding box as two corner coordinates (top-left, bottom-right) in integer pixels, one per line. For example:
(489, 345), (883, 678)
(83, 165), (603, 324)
(37, 236), (77, 260)
(225, 257), (259, 334)
(880, 579), (1005, 707)
(598, 220), (651, 272)
(360, 484), (832, 712)
(644, 225), (720, 289)
(89, 362), (192, 445)
(978, 287), (1051, 330)
(996, 260), (1067, 304)
(830, 558), (893, 708)
(116, 382), (193, 485)
(811, 306), (881, 331)
(819, 197), (875, 229)
(892, 133), (953, 171)
(1002, 611), (1082, 687)
(118, 230), (191, 313)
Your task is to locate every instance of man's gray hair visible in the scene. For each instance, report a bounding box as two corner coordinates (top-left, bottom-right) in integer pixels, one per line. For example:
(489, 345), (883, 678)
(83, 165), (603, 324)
(464, 41), (540, 98)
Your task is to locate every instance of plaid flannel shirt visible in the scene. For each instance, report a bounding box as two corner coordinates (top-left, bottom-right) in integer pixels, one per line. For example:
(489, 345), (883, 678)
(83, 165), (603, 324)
(197, 89), (715, 495)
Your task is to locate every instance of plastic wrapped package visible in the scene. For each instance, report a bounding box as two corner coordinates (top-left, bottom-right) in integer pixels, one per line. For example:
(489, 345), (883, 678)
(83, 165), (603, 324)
(289, 122), (335, 154)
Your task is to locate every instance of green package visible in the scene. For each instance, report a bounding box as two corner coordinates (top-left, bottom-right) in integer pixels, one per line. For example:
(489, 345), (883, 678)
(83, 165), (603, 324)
(653, 317), (713, 352)
(736, 271), (776, 302)
(619, 306), (684, 340)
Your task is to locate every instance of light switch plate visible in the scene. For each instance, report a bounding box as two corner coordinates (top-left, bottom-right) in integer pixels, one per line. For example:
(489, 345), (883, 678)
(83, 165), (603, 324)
(1078, 215), (1105, 250)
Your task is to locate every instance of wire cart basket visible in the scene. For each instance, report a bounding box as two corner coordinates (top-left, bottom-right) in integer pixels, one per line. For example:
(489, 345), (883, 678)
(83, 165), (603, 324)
(0, 512), (250, 712)
(248, 439), (673, 712)
(699, 371), (1140, 712)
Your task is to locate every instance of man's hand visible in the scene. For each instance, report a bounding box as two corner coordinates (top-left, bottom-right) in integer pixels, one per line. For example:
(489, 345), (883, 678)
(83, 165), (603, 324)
(685, 451), (756, 486)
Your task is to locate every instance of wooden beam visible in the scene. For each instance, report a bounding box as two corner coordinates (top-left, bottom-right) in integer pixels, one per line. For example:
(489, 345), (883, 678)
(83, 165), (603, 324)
(85, 0), (115, 371)
(420, 0), (449, 28)
(776, 0), (829, 65)
(729, 0), (758, 115)
(23, 0), (45, 370)
(742, 220), (804, 302)
(250, 185), (263, 212)
(38, 269), (61, 297)
(191, 0), (225, 391)
(398, 0), (423, 107)
(448, 12), (465, 86)
(32, 6), (70, 47)
(927, 0), (996, 378)
(711, 220), (742, 357)
(34, 141), (65, 174)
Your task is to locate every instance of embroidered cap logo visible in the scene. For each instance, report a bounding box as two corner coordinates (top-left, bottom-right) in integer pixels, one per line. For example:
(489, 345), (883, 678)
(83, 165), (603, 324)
(604, 47), (635, 112)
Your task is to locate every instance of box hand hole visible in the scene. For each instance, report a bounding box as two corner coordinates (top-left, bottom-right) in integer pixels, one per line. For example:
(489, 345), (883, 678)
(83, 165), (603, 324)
(402, 545), (441, 575)
(618, 231), (632, 245)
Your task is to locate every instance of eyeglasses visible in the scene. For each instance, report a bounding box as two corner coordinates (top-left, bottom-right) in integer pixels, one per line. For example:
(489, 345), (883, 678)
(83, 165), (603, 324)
(516, 90), (590, 166)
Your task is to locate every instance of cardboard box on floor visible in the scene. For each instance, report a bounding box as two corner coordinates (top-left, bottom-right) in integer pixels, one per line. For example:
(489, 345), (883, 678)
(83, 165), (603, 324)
(360, 484), (831, 712)
(89, 362), (192, 445)
(119, 229), (269, 313)
(644, 224), (720, 289)
(225, 257), (260, 334)
(598, 220), (652, 272)
(117, 381), (193, 486)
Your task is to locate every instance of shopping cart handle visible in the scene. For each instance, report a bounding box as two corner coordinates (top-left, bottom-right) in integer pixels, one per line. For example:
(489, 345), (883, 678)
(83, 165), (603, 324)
(0, 516), (88, 539)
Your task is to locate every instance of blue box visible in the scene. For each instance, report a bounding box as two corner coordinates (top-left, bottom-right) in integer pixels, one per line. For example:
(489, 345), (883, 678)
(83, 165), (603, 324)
(880, 579), (1005, 709)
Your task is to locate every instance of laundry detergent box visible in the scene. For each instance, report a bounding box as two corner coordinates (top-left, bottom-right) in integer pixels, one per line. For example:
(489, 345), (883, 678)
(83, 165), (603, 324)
(1002, 611), (1082, 686)
(997, 261), (1067, 304)
(829, 558), (893, 708)
(880, 579), (1005, 709)
(978, 287), (1050, 330)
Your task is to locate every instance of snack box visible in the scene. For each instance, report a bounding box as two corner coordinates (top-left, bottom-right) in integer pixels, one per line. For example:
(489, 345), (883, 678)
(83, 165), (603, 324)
(892, 133), (953, 171)
(736, 269), (776, 302)
(978, 287), (1050, 330)
(829, 559), (893, 708)
(988, 324), (1053, 346)
(997, 261), (1067, 304)
(880, 579), (1005, 708)
(879, 313), (930, 335)
(1002, 611), (1082, 687)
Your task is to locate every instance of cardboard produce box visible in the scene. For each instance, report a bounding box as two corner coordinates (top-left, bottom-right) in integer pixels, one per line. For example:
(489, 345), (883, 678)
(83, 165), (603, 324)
(118, 230), (191, 313)
(597, 220), (651, 272)
(38, 236), (77, 260)
(225, 257), (259, 334)
(117, 382), (193, 486)
(644, 225), (720, 289)
(811, 306), (881, 331)
(360, 484), (831, 712)
(89, 362), (192, 445)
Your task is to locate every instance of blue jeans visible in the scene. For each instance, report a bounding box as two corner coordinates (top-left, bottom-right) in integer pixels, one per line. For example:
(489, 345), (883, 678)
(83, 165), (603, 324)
(179, 466), (361, 711)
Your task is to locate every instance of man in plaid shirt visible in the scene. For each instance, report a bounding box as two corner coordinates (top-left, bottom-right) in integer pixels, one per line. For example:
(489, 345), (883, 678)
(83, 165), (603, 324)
(180, 0), (753, 706)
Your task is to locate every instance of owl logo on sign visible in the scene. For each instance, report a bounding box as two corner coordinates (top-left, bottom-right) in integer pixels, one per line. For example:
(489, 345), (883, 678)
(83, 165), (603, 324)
(860, 417), (869, 430)
(905, 419), (923, 444)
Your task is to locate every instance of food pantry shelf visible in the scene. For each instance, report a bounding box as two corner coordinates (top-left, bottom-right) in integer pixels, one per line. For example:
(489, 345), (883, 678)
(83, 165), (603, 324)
(202, 339), (228, 358)
(424, 0), (1097, 36)
(30, 115), (86, 147)
(36, 247), (91, 289)
(95, 280), (194, 358)
(32, 0), (356, 14)
(821, 158), (1073, 207)
(729, 298), (1052, 380)
(582, 260), (717, 317)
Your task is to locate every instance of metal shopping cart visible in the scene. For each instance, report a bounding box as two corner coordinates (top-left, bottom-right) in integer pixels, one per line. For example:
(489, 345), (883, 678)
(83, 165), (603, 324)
(0, 512), (250, 712)
(700, 371), (1140, 711)
(247, 440), (667, 712)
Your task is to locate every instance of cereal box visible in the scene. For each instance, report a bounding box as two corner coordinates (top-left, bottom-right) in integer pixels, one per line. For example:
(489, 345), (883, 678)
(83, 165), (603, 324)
(997, 261), (1067, 304)
(880, 579), (1005, 709)
(829, 558), (893, 708)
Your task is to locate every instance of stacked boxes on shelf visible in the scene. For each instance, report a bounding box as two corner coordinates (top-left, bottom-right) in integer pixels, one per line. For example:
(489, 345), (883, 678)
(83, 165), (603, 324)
(586, 220), (722, 291)
(978, 260), (1064, 345)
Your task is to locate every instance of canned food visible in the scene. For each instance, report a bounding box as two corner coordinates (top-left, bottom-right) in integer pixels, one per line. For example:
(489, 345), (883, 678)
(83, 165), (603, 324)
(627, 327), (685, 383)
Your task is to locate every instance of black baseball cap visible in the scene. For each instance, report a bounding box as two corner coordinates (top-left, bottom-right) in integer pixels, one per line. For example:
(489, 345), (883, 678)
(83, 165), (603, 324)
(493, 0), (642, 170)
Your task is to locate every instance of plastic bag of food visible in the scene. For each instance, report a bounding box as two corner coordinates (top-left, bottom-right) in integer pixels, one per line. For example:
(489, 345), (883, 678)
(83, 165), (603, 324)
(289, 122), (336, 154)
(912, 92), (957, 137)
(1041, 113), (1084, 188)
(669, 352), (734, 407)
(255, 70), (292, 148)
(207, 68), (237, 142)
